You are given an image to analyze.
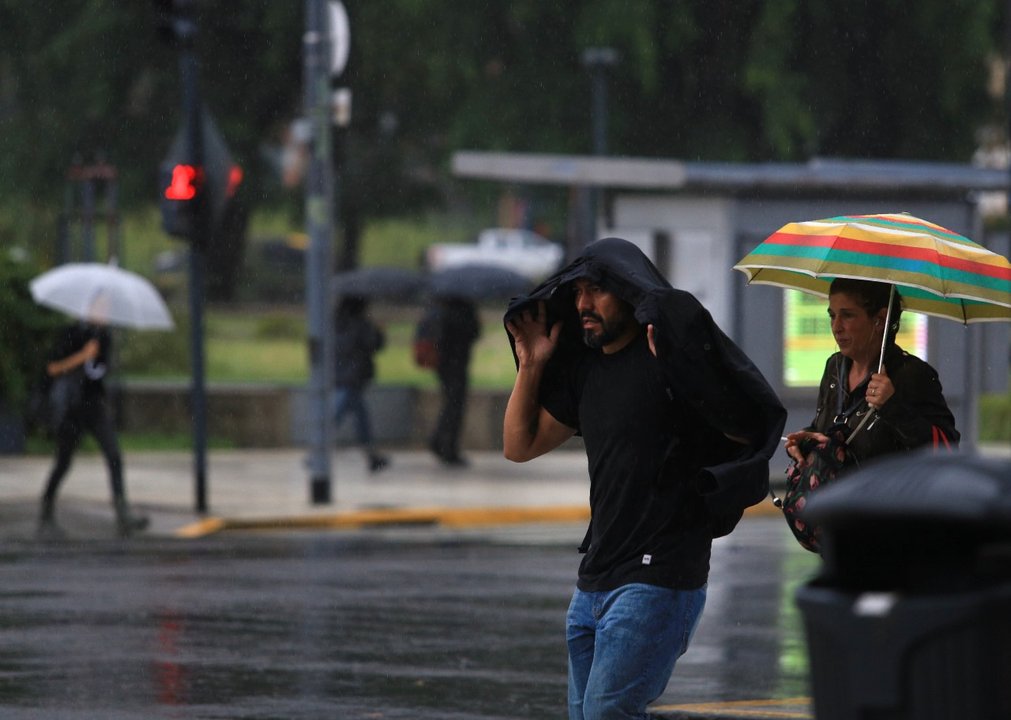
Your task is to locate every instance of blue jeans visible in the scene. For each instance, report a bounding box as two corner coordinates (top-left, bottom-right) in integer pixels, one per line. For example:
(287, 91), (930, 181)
(334, 386), (374, 449)
(566, 583), (707, 720)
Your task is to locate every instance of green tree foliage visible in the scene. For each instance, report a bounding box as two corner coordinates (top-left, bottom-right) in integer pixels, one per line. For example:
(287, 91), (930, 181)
(0, 251), (63, 415)
(0, 0), (1003, 224)
(745, 0), (1001, 160)
(0, 1), (305, 212)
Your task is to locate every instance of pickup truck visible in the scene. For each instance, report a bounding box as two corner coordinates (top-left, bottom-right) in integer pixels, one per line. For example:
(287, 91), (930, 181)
(424, 228), (565, 282)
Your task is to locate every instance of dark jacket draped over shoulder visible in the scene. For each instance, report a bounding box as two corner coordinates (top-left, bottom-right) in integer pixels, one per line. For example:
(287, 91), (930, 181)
(504, 237), (787, 536)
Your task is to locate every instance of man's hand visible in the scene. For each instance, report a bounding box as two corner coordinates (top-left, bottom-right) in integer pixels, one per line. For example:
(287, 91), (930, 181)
(503, 301), (574, 463)
(646, 324), (657, 357)
(506, 302), (560, 368)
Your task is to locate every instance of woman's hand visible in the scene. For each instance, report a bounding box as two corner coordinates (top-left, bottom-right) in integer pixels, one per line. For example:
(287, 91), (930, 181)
(46, 339), (99, 377)
(865, 364), (894, 410)
(784, 430), (829, 463)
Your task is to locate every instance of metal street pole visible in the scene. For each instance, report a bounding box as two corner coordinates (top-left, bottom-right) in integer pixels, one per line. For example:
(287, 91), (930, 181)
(178, 25), (210, 514)
(580, 47), (619, 249)
(303, 0), (336, 504)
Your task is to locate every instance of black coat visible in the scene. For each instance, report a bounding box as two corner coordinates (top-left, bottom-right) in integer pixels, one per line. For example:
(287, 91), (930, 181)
(334, 314), (384, 387)
(504, 237), (787, 536)
(809, 343), (959, 470)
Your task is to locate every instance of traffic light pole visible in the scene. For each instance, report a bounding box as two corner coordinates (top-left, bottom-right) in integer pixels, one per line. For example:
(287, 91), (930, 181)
(179, 29), (209, 514)
(303, 0), (336, 504)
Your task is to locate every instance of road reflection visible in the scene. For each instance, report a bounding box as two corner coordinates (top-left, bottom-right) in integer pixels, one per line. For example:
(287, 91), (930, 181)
(0, 518), (816, 719)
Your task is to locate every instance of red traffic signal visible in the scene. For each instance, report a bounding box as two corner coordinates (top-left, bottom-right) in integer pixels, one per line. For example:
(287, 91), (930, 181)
(164, 163), (203, 200)
(226, 165), (243, 199)
(160, 111), (241, 241)
(159, 162), (204, 239)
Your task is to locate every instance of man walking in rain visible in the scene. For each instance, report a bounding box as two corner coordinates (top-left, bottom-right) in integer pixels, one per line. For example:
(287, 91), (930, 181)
(503, 238), (786, 719)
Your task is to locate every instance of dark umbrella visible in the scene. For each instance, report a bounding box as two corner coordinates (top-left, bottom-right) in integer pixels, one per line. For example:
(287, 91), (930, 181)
(427, 264), (531, 300)
(331, 266), (424, 302)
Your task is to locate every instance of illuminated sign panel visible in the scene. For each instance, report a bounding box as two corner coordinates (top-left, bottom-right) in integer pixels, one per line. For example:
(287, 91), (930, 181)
(783, 289), (927, 387)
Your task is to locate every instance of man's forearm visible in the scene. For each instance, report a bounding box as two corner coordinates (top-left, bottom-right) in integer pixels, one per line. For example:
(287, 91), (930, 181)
(502, 363), (547, 461)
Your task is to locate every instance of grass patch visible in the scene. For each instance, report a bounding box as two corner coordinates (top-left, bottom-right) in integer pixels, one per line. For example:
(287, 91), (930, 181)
(119, 305), (519, 390)
(980, 392), (1011, 443)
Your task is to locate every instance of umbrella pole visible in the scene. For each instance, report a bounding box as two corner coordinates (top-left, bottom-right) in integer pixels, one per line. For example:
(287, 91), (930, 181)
(851, 284), (896, 444)
(876, 284), (895, 374)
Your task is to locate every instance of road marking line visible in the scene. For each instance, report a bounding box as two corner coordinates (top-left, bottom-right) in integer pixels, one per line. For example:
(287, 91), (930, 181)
(649, 697), (812, 719)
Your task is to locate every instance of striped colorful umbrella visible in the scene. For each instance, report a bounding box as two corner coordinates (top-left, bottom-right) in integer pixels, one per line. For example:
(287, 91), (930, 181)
(733, 212), (1011, 324)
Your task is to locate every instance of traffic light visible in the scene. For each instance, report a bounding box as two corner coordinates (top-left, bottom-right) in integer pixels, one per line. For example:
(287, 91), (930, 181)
(159, 110), (242, 243)
(159, 161), (204, 239)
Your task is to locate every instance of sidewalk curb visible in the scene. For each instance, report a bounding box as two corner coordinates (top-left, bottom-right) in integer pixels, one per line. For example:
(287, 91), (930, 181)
(172, 498), (785, 539)
(173, 504), (592, 538)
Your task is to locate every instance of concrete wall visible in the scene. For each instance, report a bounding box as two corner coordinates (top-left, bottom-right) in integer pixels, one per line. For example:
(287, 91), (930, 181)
(117, 381), (512, 451)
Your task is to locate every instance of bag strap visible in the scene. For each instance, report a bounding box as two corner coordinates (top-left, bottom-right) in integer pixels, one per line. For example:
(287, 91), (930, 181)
(932, 425), (952, 452)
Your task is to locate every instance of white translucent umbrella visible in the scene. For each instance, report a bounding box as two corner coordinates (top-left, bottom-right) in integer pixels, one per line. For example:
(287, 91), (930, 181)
(30, 262), (174, 330)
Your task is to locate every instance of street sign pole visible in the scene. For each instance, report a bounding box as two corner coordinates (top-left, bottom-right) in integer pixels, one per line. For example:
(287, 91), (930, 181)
(179, 28), (210, 514)
(303, 0), (337, 503)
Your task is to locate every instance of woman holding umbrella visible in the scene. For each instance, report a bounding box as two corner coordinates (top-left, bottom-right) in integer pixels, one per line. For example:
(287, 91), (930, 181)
(735, 211), (1007, 551)
(38, 291), (149, 539)
(784, 278), (959, 470)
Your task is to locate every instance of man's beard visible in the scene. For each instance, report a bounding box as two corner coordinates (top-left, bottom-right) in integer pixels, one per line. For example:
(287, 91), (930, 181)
(581, 311), (634, 349)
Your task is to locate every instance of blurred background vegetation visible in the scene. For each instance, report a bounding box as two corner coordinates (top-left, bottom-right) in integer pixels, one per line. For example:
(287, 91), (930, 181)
(0, 0), (1008, 442)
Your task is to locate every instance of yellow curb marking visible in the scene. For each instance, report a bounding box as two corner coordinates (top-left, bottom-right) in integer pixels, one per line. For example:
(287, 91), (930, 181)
(173, 505), (591, 538)
(174, 517), (227, 538)
(173, 496), (781, 539)
(650, 697), (811, 719)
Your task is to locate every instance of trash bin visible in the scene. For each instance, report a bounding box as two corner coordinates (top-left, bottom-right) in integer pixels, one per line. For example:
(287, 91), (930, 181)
(794, 450), (1011, 720)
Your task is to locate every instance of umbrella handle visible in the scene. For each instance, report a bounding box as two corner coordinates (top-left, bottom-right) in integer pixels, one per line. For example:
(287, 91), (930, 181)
(876, 285), (895, 374)
(851, 284), (893, 446)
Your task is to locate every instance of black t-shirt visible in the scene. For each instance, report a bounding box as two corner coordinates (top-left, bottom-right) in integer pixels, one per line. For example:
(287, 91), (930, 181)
(49, 323), (112, 400)
(543, 332), (711, 592)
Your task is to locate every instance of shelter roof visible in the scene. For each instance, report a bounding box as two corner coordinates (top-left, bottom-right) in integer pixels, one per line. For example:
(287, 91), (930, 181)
(452, 151), (1009, 198)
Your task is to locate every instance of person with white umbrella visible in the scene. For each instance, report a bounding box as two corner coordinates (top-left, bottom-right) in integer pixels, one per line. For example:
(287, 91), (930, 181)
(31, 267), (167, 540)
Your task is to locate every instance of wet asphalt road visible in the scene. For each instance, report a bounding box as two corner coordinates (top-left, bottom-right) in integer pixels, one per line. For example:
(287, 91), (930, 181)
(0, 516), (820, 719)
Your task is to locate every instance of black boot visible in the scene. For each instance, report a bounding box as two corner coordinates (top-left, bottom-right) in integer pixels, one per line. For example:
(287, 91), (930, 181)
(114, 498), (149, 538)
(368, 452), (390, 473)
(37, 499), (66, 540)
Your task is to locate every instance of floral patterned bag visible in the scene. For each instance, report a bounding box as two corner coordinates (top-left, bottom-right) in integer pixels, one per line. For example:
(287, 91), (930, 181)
(774, 423), (851, 554)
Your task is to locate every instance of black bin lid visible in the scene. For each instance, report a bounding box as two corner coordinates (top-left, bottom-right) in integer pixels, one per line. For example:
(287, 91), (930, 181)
(803, 451), (1011, 589)
(804, 450), (1011, 533)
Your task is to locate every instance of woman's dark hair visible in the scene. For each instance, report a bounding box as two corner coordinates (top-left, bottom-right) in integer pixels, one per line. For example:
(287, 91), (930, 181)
(829, 278), (903, 344)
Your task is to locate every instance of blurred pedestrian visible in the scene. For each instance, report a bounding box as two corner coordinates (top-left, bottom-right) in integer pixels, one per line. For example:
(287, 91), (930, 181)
(503, 238), (785, 718)
(39, 294), (148, 539)
(418, 297), (480, 466)
(334, 295), (389, 472)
